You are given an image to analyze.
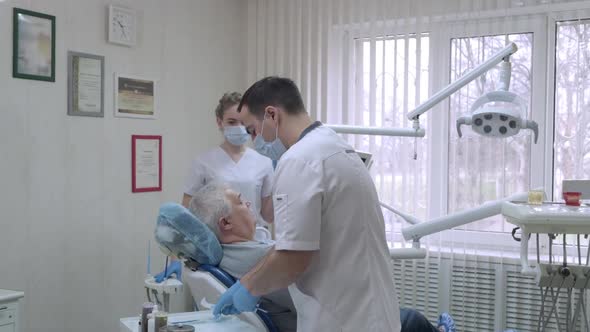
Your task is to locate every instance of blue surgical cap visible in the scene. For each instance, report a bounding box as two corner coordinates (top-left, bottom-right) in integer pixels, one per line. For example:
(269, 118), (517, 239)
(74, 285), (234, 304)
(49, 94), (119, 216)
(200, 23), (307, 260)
(155, 202), (223, 265)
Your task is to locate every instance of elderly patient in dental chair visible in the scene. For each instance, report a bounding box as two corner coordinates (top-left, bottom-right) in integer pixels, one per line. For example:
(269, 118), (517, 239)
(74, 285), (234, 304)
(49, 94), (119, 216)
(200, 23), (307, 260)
(157, 182), (457, 332)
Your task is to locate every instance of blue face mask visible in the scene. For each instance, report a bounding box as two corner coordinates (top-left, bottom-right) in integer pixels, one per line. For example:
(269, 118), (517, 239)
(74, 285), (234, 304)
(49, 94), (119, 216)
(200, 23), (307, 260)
(224, 125), (250, 146)
(254, 118), (287, 161)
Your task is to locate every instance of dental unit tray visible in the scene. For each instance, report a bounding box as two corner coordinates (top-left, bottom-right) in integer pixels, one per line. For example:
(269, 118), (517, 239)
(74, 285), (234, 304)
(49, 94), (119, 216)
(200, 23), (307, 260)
(119, 311), (262, 332)
(144, 276), (183, 313)
(144, 277), (183, 294)
(503, 201), (590, 234)
(502, 201), (590, 331)
(502, 201), (590, 276)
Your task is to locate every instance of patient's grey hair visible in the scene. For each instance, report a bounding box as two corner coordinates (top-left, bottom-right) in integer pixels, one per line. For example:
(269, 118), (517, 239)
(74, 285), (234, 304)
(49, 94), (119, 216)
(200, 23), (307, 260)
(188, 182), (231, 238)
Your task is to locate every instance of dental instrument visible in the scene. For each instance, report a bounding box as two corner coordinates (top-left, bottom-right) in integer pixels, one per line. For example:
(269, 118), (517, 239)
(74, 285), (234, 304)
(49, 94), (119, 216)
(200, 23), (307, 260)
(158, 325), (195, 332)
(147, 240), (151, 276)
(164, 256), (168, 281)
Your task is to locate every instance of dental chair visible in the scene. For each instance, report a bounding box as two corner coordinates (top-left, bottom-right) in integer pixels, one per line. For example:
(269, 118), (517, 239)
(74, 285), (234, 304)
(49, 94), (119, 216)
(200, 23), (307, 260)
(155, 203), (278, 332)
(183, 264), (278, 332)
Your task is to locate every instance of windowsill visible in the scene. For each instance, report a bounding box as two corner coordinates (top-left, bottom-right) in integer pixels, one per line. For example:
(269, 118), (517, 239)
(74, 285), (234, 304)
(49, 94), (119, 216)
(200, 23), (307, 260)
(389, 239), (590, 266)
(389, 242), (523, 263)
(389, 228), (525, 252)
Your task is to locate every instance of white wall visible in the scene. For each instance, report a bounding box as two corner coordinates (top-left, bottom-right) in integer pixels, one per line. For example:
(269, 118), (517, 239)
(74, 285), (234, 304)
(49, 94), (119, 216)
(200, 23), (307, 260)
(0, 1), (247, 331)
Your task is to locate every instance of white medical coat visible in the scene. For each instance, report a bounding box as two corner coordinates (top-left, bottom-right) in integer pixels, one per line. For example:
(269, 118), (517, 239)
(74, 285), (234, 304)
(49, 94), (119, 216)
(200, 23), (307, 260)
(184, 147), (274, 225)
(273, 125), (401, 332)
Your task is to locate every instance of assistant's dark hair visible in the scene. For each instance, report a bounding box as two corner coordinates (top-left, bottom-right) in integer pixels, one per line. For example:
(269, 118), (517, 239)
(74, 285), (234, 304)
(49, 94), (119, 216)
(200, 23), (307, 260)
(237, 76), (306, 118)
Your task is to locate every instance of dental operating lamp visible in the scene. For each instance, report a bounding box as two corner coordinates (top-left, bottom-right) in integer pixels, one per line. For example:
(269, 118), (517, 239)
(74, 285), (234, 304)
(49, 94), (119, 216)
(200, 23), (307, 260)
(326, 42), (539, 143)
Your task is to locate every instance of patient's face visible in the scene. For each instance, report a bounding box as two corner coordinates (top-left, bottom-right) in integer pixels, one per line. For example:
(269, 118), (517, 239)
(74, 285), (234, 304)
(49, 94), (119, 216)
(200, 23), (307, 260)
(224, 189), (256, 240)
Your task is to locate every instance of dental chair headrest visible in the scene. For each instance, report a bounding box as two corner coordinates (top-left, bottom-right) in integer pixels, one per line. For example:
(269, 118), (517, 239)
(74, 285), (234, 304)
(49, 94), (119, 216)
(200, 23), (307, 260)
(155, 202), (223, 265)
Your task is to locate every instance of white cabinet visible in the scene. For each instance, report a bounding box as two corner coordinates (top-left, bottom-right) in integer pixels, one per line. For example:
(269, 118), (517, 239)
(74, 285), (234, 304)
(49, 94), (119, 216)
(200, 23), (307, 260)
(0, 290), (23, 332)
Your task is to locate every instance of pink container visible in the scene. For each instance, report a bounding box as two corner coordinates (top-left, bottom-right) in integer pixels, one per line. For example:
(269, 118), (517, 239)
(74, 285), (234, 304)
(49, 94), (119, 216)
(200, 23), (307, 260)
(563, 192), (582, 206)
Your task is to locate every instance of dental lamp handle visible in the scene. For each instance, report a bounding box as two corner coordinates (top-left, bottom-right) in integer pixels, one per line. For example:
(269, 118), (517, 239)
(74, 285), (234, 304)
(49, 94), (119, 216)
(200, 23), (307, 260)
(524, 120), (539, 144)
(456, 116), (472, 138)
(499, 60), (512, 92)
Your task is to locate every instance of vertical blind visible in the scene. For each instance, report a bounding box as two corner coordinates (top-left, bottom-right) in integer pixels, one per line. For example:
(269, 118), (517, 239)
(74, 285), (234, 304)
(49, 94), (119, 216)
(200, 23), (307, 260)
(554, 18), (590, 199)
(247, 0), (590, 329)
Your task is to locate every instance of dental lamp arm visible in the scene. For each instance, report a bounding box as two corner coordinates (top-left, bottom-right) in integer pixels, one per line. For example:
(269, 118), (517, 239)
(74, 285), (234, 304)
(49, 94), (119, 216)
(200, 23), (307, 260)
(402, 190), (529, 242)
(380, 202), (423, 225)
(325, 124), (425, 138)
(379, 202), (429, 259)
(407, 43), (518, 121)
(498, 60), (512, 91)
(389, 248), (428, 259)
(390, 190), (530, 260)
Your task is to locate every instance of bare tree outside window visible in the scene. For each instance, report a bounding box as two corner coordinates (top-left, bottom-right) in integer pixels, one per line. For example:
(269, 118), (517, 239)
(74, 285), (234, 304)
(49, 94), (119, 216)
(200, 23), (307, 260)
(554, 20), (590, 199)
(356, 34), (430, 246)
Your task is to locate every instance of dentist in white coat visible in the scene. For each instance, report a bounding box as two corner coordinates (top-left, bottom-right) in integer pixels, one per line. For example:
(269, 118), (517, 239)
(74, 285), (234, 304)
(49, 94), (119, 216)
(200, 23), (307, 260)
(213, 77), (401, 332)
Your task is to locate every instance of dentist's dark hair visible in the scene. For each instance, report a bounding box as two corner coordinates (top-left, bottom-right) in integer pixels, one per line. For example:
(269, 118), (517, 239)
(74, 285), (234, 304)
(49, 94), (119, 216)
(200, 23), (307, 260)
(238, 76), (306, 118)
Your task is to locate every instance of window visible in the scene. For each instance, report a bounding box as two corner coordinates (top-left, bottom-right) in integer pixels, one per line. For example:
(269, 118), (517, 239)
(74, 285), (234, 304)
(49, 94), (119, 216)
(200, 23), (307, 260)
(354, 34), (430, 245)
(553, 19), (590, 199)
(332, 11), (590, 249)
(448, 33), (533, 232)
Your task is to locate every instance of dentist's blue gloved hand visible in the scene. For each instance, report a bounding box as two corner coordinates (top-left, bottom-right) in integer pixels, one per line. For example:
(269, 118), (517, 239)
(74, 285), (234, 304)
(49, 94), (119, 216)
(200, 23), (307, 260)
(213, 280), (260, 319)
(154, 260), (182, 283)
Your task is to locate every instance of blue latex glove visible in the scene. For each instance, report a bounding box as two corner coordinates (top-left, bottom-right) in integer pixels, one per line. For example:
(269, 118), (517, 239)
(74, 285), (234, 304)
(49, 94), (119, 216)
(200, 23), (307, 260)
(154, 260), (182, 283)
(213, 281), (260, 319)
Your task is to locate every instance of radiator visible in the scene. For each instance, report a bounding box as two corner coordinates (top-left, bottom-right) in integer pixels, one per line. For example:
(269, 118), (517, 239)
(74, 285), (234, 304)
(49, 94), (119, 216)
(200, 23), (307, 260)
(393, 254), (587, 331)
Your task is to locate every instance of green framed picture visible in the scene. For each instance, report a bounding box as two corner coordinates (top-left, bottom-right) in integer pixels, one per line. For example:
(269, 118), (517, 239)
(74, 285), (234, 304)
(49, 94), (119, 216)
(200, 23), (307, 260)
(13, 8), (56, 82)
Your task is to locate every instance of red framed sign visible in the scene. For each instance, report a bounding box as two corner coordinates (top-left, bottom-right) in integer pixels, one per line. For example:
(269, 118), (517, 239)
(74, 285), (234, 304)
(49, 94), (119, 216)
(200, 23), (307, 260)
(131, 135), (162, 193)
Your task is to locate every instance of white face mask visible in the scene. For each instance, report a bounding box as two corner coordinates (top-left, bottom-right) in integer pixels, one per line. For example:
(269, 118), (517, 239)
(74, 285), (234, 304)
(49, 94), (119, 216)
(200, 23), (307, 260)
(253, 117), (287, 161)
(223, 125), (250, 146)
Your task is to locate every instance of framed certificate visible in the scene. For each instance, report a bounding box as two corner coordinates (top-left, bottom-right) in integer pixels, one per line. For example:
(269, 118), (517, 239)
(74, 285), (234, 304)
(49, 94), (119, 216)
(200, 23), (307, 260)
(115, 74), (157, 119)
(132, 135), (162, 193)
(67, 51), (104, 117)
(13, 8), (56, 82)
